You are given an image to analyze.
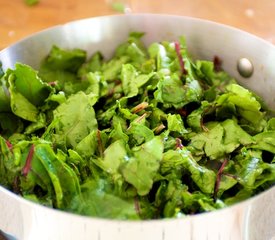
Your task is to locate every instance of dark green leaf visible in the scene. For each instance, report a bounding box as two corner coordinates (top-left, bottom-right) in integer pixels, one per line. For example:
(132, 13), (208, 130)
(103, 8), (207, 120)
(42, 46), (86, 73)
(34, 143), (81, 208)
(69, 179), (140, 219)
(11, 63), (52, 106)
(8, 74), (39, 122)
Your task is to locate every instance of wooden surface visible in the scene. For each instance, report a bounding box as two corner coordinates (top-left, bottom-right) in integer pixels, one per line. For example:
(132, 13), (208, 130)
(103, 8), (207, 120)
(1, 0), (275, 50)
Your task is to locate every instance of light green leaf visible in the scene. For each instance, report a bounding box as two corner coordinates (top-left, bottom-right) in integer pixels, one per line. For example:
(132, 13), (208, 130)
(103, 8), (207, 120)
(189, 119), (254, 159)
(51, 91), (98, 148)
(167, 113), (188, 135)
(121, 137), (164, 196)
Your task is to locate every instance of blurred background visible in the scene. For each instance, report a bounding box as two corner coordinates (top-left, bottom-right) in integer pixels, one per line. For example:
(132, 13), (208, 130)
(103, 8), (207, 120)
(1, 0), (275, 49)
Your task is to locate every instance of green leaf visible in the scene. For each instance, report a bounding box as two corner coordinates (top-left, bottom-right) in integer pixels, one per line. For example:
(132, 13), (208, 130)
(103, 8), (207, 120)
(69, 179), (140, 219)
(20, 145), (54, 201)
(85, 72), (108, 101)
(238, 153), (262, 188)
(121, 64), (154, 98)
(266, 118), (275, 131)
(11, 63), (52, 106)
(167, 113), (188, 135)
(42, 46), (86, 73)
(127, 122), (154, 146)
(216, 84), (265, 133)
(186, 101), (211, 132)
(189, 119), (254, 159)
(114, 32), (147, 66)
(195, 60), (215, 86)
(121, 137), (164, 196)
(77, 51), (103, 77)
(251, 131), (275, 153)
(102, 56), (129, 81)
(182, 191), (225, 213)
(75, 130), (98, 159)
(8, 74), (39, 122)
(51, 91), (98, 148)
(154, 74), (185, 108)
(34, 143), (81, 208)
(224, 189), (252, 205)
(162, 179), (187, 218)
(161, 148), (216, 194)
(0, 136), (19, 188)
(217, 174), (237, 198)
(148, 42), (171, 71)
(0, 82), (10, 112)
(97, 140), (127, 175)
(109, 116), (129, 143)
(233, 149), (275, 190)
(24, 113), (47, 134)
(38, 68), (82, 95)
(0, 113), (23, 137)
(154, 74), (202, 108)
(121, 64), (139, 97)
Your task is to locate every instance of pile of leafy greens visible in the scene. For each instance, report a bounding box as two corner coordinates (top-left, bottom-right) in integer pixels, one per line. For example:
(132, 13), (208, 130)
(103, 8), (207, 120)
(0, 33), (274, 220)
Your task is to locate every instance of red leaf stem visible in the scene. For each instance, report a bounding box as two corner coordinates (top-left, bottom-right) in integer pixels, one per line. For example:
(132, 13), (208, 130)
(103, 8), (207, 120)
(22, 144), (35, 177)
(5, 140), (13, 151)
(174, 41), (188, 75)
(214, 159), (228, 200)
(213, 55), (222, 72)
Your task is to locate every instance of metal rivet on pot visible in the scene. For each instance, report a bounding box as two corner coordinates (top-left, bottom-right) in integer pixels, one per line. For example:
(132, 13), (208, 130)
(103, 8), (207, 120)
(237, 58), (254, 78)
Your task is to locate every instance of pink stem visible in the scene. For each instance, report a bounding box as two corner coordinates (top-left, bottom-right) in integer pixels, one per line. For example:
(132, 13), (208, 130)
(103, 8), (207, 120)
(5, 140), (13, 151)
(214, 159), (228, 200)
(174, 41), (187, 75)
(22, 144), (35, 176)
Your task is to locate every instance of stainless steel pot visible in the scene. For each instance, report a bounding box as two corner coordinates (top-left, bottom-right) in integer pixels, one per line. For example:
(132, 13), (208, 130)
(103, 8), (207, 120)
(0, 14), (274, 240)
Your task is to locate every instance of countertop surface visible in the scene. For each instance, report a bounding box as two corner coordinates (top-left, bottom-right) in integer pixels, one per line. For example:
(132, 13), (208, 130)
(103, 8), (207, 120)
(1, 0), (275, 50)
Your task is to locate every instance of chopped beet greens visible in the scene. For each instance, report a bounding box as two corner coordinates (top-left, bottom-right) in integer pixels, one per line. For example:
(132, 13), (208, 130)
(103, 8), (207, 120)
(0, 32), (274, 220)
